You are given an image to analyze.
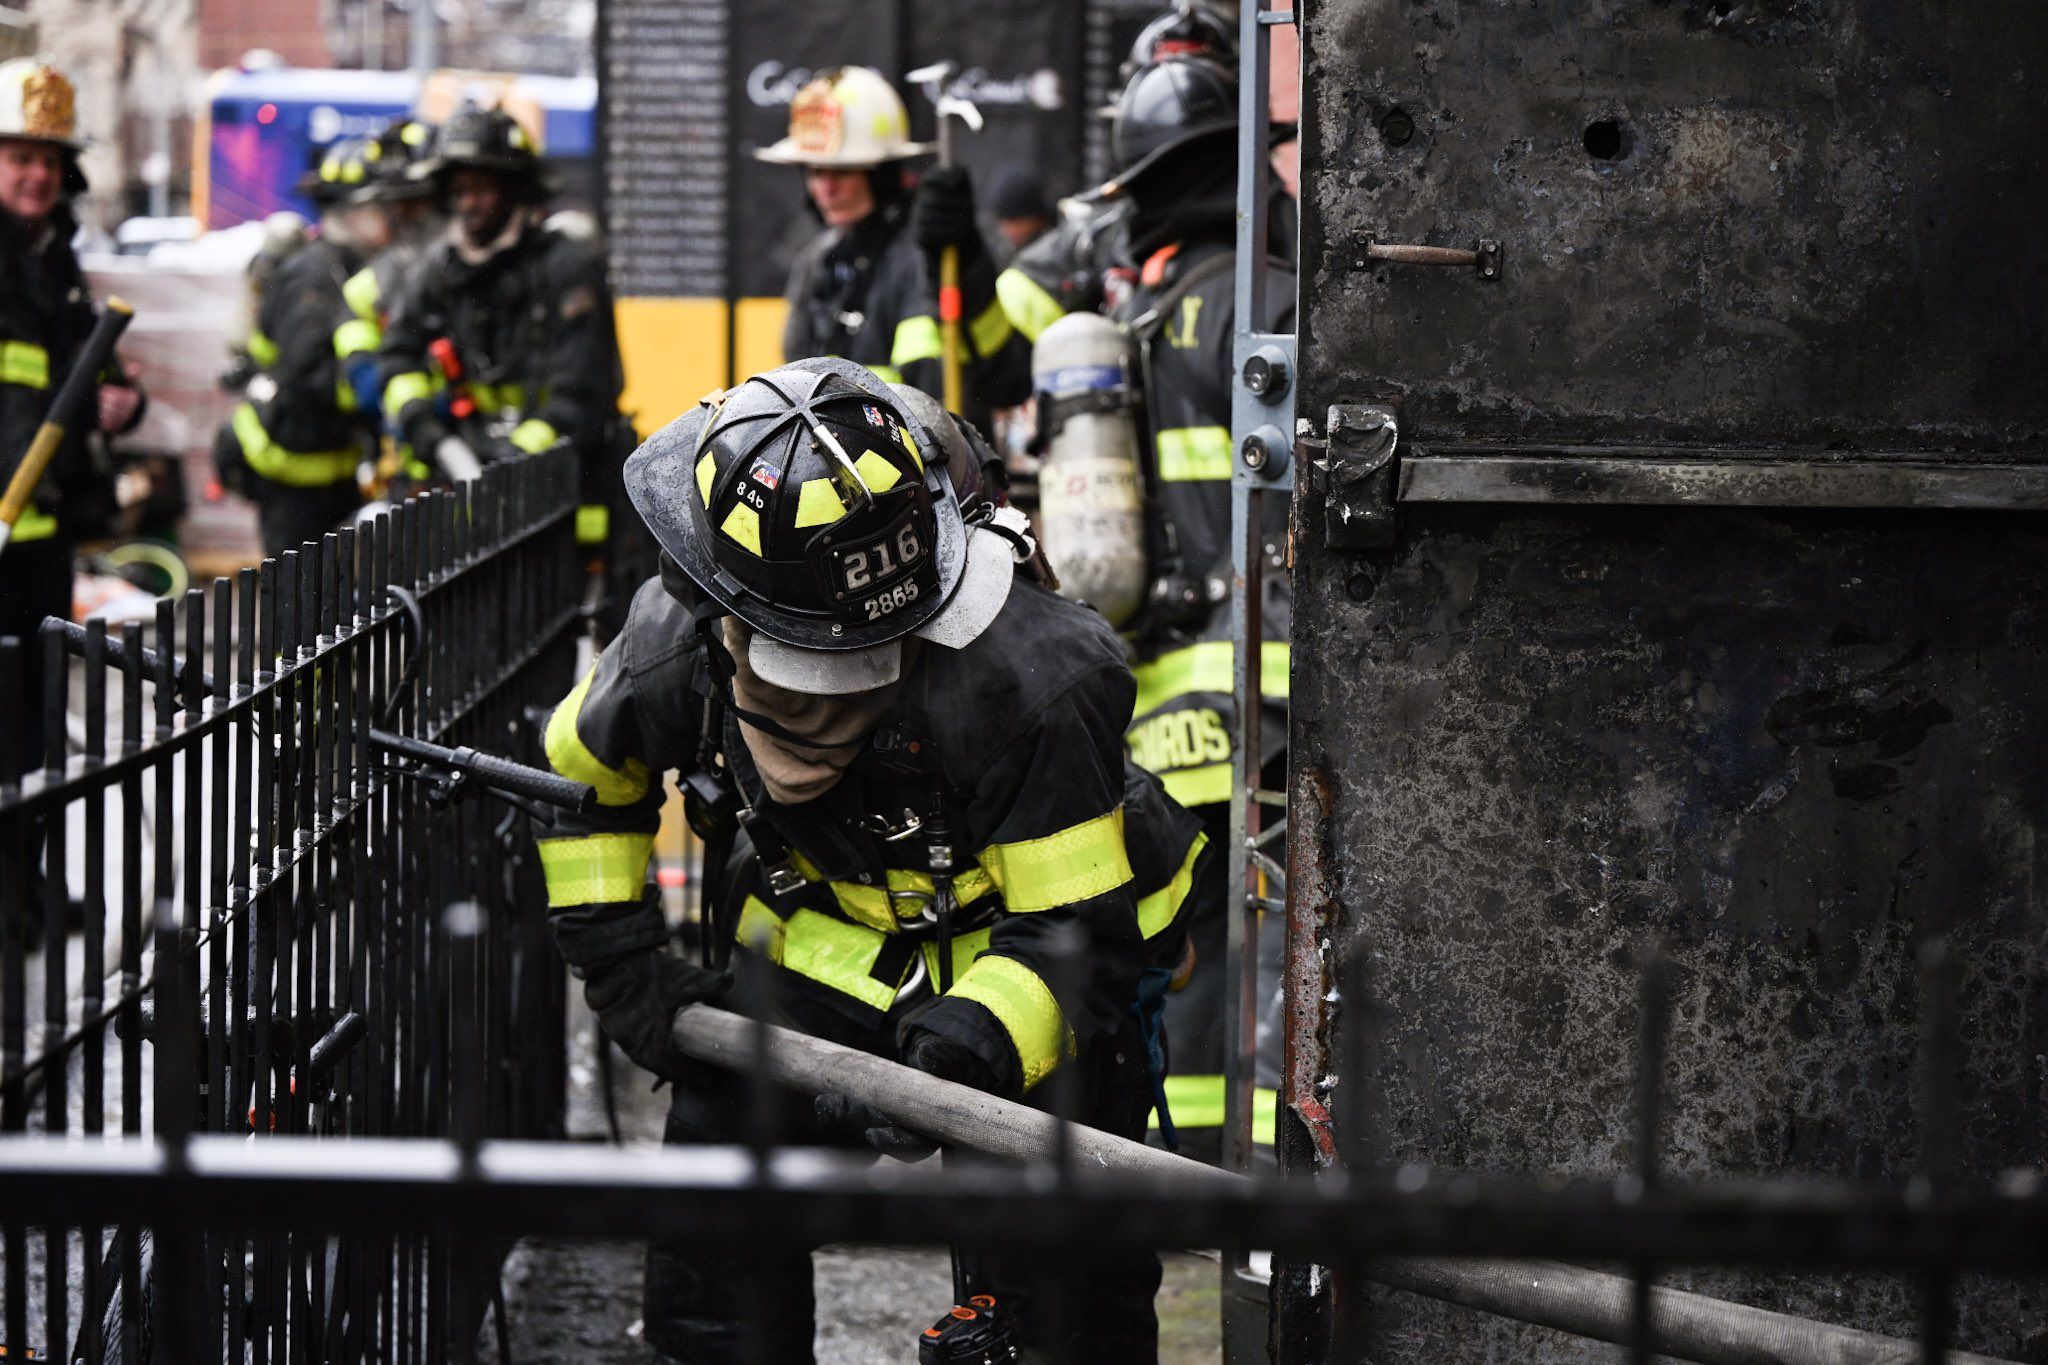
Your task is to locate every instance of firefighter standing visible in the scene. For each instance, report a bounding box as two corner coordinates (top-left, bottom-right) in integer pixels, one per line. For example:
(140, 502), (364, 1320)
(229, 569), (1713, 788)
(757, 67), (1026, 431)
(535, 359), (1207, 1363)
(334, 118), (440, 445)
(377, 104), (626, 550)
(1108, 56), (1294, 1161)
(0, 57), (145, 762)
(993, 1), (1239, 345)
(219, 135), (419, 555)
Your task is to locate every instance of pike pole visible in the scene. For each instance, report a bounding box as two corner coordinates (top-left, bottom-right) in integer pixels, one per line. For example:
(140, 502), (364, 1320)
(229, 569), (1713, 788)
(0, 295), (134, 556)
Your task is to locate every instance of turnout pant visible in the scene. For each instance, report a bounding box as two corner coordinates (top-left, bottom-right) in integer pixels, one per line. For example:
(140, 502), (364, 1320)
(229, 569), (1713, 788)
(646, 950), (1163, 1365)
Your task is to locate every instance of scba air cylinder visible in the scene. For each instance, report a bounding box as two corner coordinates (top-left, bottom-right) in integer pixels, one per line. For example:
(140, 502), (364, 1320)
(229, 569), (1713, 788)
(1031, 312), (1148, 627)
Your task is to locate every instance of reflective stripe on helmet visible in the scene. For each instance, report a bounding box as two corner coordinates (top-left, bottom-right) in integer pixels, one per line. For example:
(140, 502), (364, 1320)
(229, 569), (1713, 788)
(976, 806), (1132, 914)
(536, 832), (654, 907)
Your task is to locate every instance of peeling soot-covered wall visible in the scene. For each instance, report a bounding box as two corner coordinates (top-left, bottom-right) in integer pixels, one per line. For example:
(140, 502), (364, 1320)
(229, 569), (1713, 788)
(1288, 1), (2048, 1359)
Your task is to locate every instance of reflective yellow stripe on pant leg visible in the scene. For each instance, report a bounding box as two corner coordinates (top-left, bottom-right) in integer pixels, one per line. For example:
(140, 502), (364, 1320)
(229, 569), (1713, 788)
(1152, 1076), (1279, 1145)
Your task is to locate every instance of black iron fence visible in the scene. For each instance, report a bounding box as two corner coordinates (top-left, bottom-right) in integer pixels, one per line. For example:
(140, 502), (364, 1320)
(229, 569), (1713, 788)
(0, 452), (582, 1363)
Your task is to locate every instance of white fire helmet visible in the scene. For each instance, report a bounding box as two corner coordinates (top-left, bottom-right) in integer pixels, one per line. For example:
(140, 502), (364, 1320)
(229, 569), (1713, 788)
(753, 66), (932, 170)
(0, 58), (84, 151)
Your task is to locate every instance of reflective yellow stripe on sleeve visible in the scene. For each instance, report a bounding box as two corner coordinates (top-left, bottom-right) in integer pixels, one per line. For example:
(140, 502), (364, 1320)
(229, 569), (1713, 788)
(510, 418), (559, 454)
(384, 370), (436, 424)
(248, 329), (280, 370)
(1131, 640), (1290, 719)
(333, 318), (382, 359)
(968, 296), (1013, 356)
(537, 832), (654, 907)
(544, 668), (652, 806)
(949, 955), (1073, 1090)
(890, 316), (944, 368)
(342, 266), (380, 321)
(995, 267), (1067, 344)
(576, 504), (610, 544)
(1136, 831), (1206, 940)
(0, 340), (50, 388)
(976, 807), (1132, 913)
(231, 402), (359, 488)
(1155, 426), (1235, 481)
(12, 503), (57, 542)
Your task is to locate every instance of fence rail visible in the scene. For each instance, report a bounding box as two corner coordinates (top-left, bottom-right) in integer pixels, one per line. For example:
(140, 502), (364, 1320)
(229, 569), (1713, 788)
(0, 452), (581, 1364)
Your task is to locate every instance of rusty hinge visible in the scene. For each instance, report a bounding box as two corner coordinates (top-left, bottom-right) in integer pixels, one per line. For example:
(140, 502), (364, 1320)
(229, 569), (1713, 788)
(1323, 404), (1399, 550)
(1347, 237), (1503, 280)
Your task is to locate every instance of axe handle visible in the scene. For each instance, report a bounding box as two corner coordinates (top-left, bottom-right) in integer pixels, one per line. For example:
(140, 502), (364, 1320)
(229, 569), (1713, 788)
(938, 245), (964, 413)
(0, 296), (136, 555)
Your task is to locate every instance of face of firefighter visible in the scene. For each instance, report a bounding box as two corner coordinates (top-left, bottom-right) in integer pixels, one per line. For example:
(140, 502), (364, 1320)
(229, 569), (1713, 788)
(449, 168), (517, 243)
(998, 213), (1052, 253)
(804, 168), (874, 228)
(338, 201), (394, 252)
(0, 139), (65, 224)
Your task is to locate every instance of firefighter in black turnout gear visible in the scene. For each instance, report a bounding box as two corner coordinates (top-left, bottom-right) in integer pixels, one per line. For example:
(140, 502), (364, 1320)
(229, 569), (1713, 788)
(1110, 57), (1295, 1161)
(0, 58), (146, 764)
(377, 104), (627, 552)
(535, 360), (1208, 1363)
(217, 135), (416, 554)
(994, 1), (1242, 344)
(759, 67), (1027, 432)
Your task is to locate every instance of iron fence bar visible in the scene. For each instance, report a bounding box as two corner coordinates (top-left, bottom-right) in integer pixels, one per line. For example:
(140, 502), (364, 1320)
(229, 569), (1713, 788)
(0, 1135), (2041, 1275)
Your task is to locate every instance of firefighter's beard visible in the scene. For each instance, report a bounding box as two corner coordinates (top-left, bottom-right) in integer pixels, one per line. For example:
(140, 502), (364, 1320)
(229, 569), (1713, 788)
(722, 620), (913, 804)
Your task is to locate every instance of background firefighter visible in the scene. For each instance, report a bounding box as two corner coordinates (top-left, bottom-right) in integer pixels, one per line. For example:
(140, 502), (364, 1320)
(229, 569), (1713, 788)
(214, 133), (420, 555)
(376, 103), (631, 577)
(0, 56), (145, 765)
(533, 360), (1208, 1363)
(759, 66), (1028, 436)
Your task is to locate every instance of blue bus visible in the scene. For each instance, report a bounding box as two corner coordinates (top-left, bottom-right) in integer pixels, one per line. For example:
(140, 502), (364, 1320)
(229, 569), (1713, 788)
(194, 65), (596, 230)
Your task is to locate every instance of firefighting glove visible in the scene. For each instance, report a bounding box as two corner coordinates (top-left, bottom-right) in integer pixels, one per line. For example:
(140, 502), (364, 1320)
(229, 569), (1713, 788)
(814, 1030), (994, 1161)
(584, 949), (731, 1082)
(913, 166), (984, 270)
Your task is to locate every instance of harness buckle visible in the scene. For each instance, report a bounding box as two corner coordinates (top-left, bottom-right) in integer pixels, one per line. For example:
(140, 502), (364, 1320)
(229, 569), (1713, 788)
(861, 807), (926, 842)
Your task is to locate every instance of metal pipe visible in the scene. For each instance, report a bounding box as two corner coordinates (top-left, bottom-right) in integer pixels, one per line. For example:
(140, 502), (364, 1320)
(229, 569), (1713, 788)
(671, 1006), (2025, 1365)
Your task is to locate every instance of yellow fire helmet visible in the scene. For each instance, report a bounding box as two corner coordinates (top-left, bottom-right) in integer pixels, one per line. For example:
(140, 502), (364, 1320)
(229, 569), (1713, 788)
(753, 66), (932, 170)
(0, 58), (84, 151)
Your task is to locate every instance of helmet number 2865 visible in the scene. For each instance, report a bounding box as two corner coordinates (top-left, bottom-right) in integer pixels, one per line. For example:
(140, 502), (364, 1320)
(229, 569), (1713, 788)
(864, 579), (920, 620)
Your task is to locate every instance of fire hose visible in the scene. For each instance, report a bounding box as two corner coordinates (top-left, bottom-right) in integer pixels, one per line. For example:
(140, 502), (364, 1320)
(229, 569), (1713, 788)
(669, 1004), (2019, 1365)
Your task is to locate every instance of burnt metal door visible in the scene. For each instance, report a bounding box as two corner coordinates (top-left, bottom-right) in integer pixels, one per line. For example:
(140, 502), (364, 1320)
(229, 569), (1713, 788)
(1282, 0), (2048, 1358)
